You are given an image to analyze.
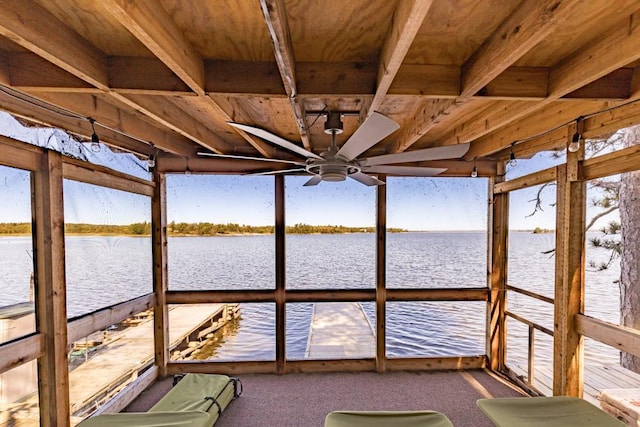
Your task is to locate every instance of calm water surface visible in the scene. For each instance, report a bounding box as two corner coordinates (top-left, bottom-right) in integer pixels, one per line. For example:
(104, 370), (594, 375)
(0, 232), (621, 366)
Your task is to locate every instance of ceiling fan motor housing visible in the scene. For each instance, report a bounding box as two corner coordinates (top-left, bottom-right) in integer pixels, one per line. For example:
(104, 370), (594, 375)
(324, 112), (344, 134)
(319, 164), (347, 181)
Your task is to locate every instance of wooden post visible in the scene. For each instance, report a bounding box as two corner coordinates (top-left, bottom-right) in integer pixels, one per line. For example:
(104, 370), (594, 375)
(487, 163), (508, 371)
(32, 150), (70, 427)
(553, 130), (586, 396)
(275, 175), (286, 373)
(376, 175), (387, 372)
(152, 170), (169, 377)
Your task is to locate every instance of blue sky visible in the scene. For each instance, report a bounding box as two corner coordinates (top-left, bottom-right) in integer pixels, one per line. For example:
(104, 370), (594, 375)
(0, 112), (618, 231)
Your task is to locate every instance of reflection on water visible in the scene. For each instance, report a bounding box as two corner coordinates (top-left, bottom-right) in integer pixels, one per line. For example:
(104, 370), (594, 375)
(0, 232), (622, 363)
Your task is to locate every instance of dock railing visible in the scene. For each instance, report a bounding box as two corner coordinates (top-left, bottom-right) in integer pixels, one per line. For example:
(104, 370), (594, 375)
(503, 284), (554, 395)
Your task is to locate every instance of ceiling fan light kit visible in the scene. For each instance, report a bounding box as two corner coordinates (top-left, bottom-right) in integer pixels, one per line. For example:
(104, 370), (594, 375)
(200, 111), (470, 186)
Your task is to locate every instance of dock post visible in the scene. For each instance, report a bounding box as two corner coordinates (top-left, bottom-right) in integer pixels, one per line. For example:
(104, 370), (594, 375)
(376, 175), (387, 372)
(152, 170), (169, 377)
(553, 130), (586, 397)
(33, 150), (71, 427)
(275, 175), (286, 373)
(487, 162), (508, 372)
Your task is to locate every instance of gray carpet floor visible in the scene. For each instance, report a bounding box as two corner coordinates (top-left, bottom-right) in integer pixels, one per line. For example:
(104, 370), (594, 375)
(125, 369), (525, 426)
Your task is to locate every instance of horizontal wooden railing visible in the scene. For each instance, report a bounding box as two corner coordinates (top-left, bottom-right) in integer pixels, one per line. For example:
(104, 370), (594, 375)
(166, 287), (488, 304)
(67, 293), (156, 344)
(167, 355), (486, 376)
(506, 284), (554, 305)
(504, 284), (554, 389)
(0, 333), (44, 374)
(494, 166), (557, 194)
(576, 314), (640, 358)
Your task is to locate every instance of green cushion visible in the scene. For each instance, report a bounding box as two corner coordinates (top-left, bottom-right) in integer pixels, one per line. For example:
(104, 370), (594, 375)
(477, 397), (625, 427)
(149, 374), (235, 425)
(77, 411), (211, 427)
(324, 410), (454, 427)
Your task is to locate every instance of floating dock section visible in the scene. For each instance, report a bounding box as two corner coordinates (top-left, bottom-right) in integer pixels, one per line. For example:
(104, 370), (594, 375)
(67, 303), (237, 417)
(306, 302), (375, 359)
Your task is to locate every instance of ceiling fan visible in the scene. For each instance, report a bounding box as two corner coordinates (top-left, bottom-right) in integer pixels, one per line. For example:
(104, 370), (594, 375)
(198, 112), (470, 186)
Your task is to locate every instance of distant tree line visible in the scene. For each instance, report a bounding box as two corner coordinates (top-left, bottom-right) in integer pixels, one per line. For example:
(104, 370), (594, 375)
(0, 222), (407, 236)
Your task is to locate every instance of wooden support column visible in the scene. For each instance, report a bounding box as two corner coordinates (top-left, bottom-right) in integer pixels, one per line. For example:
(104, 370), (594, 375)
(152, 170), (169, 377)
(553, 131), (586, 397)
(275, 175), (286, 373)
(32, 150), (70, 427)
(376, 175), (387, 372)
(487, 162), (508, 371)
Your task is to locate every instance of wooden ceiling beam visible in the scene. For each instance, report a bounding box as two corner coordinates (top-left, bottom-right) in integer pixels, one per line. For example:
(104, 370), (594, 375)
(104, 0), (273, 157)
(0, 1), (109, 90)
(456, 10), (640, 158)
(4, 51), (632, 102)
(490, 99), (640, 162)
(367, 0), (434, 115)
(103, 0), (204, 95)
(0, 1), (223, 156)
(109, 93), (235, 155)
(392, 0), (583, 153)
(30, 92), (196, 157)
(260, 0), (310, 150)
(465, 100), (616, 160)
(0, 89), (154, 156)
(460, 0), (581, 98)
(549, 12), (640, 96)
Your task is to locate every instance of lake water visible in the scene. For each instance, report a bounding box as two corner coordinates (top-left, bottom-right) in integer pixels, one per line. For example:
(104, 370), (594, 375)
(0, 231), (621, 367)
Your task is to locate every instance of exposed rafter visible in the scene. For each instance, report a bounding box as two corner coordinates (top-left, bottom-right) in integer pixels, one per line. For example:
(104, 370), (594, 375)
(366, 0), (434, 116)
(391, 0), (583, 153)
(259, 0), (310, 150)
(457, 10), (640, 159)
(103, 0), (274, 157)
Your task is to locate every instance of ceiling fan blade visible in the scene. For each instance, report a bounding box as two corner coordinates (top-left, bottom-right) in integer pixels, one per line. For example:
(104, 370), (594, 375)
(336, 112), (400, 161)
(361, 143), (470, 166)
(303, 175), (322, 186)
(247, 168), (308, 176)
(364, 166), (447, 177)
(197, 152), (306, 165)
(228, 122), (323, 160)
(349, 172), (385, 186)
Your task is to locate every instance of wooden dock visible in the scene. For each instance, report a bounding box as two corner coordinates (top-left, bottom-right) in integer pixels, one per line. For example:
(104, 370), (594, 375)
(306, 302), (375, 359)
(68, 303), (229, 416)
(516, 363), (640, 405)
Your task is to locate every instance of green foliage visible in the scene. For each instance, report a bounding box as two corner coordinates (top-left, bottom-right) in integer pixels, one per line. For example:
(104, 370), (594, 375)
(532, 227), (552, 234)
(0, 222), (31, 234)
(0, 222), (407, 236)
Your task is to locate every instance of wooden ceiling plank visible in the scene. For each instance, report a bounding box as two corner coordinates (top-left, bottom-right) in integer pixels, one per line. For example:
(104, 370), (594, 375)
(563, 68), (632, 100)
(0, 0), (109, 90)
(480, 67), (549, 100)
(549, 11), (640, 97)
(103, 0), (204, 95)
(392, 0), (582, 152)
(260, 0), (310, 150)
(8, 52), (98, 93)
(0, 51), (9, 86)
(109, 56), (193, 96)
(205, 60), (286, 96)
(104, 0), (272, 157)
(460, 0), (582, 98)
(456, 10), (640, 158)
(390, 64), (460, 98)
(369, 0), (435, 114)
